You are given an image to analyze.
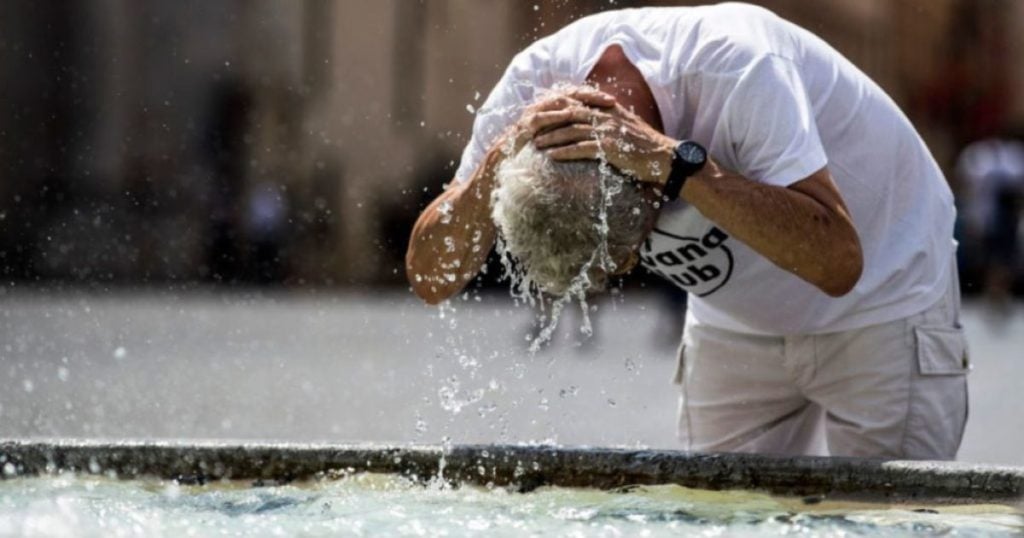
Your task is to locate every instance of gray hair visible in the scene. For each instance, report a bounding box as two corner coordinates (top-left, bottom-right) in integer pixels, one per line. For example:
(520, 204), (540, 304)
(491, 143), (659, 297)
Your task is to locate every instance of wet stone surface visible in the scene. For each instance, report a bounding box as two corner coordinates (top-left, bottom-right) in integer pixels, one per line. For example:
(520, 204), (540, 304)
(0, 441), (1021, 505)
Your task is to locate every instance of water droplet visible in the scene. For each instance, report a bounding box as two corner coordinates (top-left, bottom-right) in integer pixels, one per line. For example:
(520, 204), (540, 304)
(559, 385), (579, 398)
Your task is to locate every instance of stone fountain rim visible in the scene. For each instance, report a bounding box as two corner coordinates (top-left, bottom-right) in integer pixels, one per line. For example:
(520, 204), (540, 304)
(0, 438), (1021, 505)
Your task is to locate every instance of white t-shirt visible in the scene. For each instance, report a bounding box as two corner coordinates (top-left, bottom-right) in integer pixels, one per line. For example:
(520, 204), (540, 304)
(455, 3), (956, 335)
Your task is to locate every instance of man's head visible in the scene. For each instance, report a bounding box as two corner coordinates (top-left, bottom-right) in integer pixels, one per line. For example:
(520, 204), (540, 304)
(491, 143), (661, 297)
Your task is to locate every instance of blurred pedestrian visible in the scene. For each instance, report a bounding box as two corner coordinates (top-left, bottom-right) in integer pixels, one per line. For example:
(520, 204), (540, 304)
(956, 138), (1024, 313)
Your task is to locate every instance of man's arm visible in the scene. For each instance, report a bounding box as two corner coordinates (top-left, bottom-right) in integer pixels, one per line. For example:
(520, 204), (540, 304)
(405, 144), (502, 305)
(537, 102), (863, 297)
(681, 162), (862, 297)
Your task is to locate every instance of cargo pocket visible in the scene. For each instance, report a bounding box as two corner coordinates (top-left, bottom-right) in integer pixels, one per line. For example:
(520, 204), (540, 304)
(902, 325), (969, 459)
(914, 326), (969, 375)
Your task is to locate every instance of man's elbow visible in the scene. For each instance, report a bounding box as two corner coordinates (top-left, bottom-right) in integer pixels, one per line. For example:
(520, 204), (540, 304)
(406, 256), (445, 305)
(405, 253), (460, 305)
(820, 237), (863, 298)
(415, 286), (447, 305)
(407, 272), (449, 305)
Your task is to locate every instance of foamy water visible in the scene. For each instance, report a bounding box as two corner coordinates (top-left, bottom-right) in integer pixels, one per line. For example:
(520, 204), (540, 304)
(0, 474), (1020, 537)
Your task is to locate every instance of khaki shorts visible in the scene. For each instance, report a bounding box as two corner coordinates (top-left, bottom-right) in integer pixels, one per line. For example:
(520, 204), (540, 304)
(675, 276), (969, 460)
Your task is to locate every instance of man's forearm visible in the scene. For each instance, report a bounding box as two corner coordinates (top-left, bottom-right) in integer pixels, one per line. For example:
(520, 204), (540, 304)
(405, 144), (504, 304)
(681, 161), (863, 297)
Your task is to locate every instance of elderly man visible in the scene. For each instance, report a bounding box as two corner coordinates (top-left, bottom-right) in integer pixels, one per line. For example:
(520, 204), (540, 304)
(406, 4), (968, 460)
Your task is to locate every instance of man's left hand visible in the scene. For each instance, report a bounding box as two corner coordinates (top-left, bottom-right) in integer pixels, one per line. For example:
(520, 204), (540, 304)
(531, 98), (676, 186)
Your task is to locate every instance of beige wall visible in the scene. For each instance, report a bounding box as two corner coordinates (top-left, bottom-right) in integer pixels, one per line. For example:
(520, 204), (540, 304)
(306, 1), (523, 280)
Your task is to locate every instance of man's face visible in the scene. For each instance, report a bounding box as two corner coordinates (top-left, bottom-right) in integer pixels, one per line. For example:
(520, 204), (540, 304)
(607, 185), (662, 277)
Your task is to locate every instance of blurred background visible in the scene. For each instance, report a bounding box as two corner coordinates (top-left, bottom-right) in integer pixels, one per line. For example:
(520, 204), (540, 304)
(0, 0), (1022, 465)
(3, 0), (1023, 290)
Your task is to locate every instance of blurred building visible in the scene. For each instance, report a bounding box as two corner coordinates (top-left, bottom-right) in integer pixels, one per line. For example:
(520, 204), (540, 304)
(0, 0), (1022, 287)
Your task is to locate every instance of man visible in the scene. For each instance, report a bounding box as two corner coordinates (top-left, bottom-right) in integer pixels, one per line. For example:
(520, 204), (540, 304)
(406, 4), (968, 459)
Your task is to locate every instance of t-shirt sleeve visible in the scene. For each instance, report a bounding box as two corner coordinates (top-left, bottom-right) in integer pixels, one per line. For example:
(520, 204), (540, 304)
(453, 63), (538, 184)
(719, 55), (828, 187)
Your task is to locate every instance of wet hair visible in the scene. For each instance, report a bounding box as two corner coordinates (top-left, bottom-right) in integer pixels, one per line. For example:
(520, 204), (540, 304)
(491, 143), (659, 297)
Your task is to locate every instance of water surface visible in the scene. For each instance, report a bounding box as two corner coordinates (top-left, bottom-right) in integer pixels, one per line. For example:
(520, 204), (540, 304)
(0, 473), (1020, 537)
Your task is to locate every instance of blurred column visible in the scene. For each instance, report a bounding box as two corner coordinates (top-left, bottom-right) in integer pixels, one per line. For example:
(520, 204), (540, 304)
(1005, 1), (1024, 128)
(0, 3), (80, 278)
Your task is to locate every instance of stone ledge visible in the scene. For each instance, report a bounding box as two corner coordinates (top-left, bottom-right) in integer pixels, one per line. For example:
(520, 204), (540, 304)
(0, 439), (1021, 504)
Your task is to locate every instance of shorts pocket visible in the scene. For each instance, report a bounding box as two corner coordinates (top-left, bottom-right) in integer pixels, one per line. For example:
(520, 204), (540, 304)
(903, 325), (969, 459)
(914, 326), (969, 375)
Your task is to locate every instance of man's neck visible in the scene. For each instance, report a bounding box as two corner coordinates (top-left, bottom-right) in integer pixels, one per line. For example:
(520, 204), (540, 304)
(585, 45), (664, 133)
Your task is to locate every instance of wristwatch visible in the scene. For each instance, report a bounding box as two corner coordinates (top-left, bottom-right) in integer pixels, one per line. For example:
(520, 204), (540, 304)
(663, 140), (707, 200)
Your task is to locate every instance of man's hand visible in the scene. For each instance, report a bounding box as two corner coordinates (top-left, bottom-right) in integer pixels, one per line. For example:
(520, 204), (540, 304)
(530, 98), (676, 186)
(511, 88), (619, 153)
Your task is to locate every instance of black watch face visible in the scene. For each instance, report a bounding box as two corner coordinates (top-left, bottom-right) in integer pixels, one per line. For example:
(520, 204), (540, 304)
(678, 142), (706, 165)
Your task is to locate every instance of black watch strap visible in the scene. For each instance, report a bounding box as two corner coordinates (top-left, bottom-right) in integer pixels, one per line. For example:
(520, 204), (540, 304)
(662, 162), (689, 200)
(663, 140), (707, 200)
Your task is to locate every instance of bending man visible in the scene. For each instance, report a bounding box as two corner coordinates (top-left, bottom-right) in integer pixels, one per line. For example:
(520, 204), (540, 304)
(406, 4), (968, 459)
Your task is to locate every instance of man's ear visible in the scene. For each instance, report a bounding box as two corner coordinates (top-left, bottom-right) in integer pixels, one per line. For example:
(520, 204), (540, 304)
(608, 245), (640, 276)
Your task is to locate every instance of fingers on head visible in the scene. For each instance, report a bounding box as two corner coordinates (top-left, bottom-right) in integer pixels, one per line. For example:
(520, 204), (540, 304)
(568, 88), (616, 107)
(534, 123), (596, 148)
(523, 99), (575, 134)
(533, 95), (579, 112)
(546, 139), (602, 161)
(533, 107), (612, 133)
(532, 89), (613, 114)
(528, 108), (582, 133)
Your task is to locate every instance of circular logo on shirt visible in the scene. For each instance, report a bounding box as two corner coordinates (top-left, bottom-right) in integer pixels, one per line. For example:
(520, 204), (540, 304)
(640, 227), (734, 297)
